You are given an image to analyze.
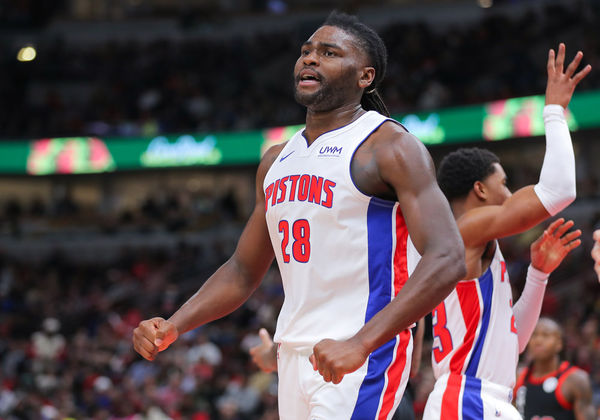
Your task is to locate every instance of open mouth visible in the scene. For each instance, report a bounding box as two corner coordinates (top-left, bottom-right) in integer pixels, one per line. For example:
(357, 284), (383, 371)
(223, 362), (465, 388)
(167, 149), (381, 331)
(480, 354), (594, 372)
(297, 70), (321, 87)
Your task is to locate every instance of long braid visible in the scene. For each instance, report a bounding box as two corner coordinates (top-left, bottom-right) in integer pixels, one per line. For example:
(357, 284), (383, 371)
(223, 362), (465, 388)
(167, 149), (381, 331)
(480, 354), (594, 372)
(362, 89), (389, 117)
(323, 11), (390, 117)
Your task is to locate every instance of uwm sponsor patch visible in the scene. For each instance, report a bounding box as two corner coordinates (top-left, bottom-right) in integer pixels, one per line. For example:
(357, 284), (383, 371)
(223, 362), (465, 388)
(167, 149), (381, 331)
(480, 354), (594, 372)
(265, 174), (336, 210)
(318, 145), (343, 156)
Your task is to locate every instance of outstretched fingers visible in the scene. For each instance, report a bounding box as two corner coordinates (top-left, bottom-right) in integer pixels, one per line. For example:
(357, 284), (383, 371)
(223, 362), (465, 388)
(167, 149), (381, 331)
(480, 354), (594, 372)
(545, 218), (566, 236)
(553, 219), (574, 238)
(572, 63), (592, 85)
(565, 51), (584, 78)
(565, 48), (592, 85)
(547, 48), (556, 77)
(561, 229), (582, 244)
(547, 43), (592, 84)
(565, 237), (582, 252)
(555, 43), (566, 74)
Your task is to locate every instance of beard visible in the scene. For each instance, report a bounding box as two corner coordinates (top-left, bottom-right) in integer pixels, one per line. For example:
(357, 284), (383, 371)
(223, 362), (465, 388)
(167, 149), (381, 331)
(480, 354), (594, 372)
(293, 67), (357, 112)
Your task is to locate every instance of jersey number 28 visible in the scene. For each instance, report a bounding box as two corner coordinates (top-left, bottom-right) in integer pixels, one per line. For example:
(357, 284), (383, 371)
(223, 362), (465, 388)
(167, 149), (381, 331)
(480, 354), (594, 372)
(278, 219), (311, 263)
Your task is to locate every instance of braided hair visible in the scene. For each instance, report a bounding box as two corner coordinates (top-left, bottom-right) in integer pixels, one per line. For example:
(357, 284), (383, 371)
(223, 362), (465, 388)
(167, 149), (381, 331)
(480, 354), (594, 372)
(322, 11), (390, 117)
(437, 148), (500, 201)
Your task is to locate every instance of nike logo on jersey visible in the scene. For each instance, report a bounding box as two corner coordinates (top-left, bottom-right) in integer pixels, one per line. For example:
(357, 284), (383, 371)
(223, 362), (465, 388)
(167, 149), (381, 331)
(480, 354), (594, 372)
(279, 151), (295, 162)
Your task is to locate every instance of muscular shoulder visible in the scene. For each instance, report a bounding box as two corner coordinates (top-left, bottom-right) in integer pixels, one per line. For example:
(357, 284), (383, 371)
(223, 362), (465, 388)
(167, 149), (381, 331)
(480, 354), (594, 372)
(375, 122), (434, 174)
(367, 120), (424, 158)
(372, 121), (436, 190)
(564, 367), (592, 390)
(561, 367), (592, 402)
(353, 121), (435, 199)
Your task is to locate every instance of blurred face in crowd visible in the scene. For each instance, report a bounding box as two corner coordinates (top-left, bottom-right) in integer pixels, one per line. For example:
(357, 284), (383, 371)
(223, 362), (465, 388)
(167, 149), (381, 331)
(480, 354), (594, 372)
(479, 163), (512, 206)
(528, 318), (563, 362)
(293, 25), (371, 112)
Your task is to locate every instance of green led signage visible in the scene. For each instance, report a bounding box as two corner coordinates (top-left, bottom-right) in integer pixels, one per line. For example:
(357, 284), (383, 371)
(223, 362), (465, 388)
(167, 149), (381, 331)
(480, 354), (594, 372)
(0, 89), (598, 175)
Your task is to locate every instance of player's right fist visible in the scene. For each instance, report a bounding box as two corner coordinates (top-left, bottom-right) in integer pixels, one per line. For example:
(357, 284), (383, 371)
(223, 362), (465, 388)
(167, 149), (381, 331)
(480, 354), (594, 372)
(132, 317), (179, 361)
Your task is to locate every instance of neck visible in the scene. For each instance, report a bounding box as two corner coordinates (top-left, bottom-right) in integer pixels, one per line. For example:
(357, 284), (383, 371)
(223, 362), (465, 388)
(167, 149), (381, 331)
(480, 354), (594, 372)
(303, 103), (365, 145)
(450, 199), (467, 220)
(532, 355), (561, 377)
(451, 193), (486, 220)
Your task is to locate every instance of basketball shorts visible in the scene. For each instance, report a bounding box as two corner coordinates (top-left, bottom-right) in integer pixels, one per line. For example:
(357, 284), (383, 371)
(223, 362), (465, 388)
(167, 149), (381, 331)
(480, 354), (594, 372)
(277, 330), (412, 420)
(423, 373), (522, 420)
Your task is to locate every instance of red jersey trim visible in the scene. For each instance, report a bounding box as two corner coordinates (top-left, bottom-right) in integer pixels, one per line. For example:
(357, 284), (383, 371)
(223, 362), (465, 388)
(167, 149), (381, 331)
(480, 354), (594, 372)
(555, 366), (579, 411)
(527, 361), (570, 385)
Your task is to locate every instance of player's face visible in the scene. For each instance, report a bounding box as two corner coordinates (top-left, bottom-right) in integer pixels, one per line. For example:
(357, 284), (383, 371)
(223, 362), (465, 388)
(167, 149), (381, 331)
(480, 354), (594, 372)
(481, 163), (511, 205)
(293, 25), (368, 111)
(528, 322), (562, 361)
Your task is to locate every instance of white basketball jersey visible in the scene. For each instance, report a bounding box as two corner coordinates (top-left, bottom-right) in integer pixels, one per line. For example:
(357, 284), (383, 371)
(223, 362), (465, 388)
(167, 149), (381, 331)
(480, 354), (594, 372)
(430, 244), (519, 388)
(263, 111), (421, 349)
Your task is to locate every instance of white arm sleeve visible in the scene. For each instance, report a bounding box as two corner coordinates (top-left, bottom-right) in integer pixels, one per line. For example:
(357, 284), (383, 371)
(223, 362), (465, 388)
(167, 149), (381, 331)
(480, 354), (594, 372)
(513, 264), (549, 353)
(533, 104), (576, 216)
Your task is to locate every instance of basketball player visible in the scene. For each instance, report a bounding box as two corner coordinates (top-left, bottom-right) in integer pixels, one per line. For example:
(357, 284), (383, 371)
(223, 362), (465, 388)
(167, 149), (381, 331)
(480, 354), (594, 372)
(592, 230), (600, 280)
(133, 11), (466, 419)
(514, 317), (595, 420)
(422, 43), (591, 420)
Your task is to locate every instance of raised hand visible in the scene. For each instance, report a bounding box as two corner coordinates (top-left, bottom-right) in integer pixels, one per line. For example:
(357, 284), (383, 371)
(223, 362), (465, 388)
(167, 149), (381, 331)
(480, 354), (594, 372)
(592, 230), (600, 280)
(132, 317), (179, 361)
(545, 43), (592, 108)
(249, 328), (277, 373)
(309, 337), (369, 384)
(530, 218), (581, 274)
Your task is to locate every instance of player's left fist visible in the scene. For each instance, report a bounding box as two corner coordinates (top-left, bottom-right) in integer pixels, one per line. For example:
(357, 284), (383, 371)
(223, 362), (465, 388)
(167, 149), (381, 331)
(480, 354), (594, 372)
(309, 337), (369, 384)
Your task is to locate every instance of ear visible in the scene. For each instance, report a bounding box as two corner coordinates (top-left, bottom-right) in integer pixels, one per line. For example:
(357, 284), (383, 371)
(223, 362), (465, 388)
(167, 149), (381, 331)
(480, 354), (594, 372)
(358, 67), (375, 90)
(473, 180), (487, 201)
(556, 338), (563, 353)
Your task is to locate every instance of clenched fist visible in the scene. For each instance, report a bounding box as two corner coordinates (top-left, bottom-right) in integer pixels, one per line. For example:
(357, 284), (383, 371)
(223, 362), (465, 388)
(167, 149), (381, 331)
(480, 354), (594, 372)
(132, 317), (179, 361)
(309, 337), (369, 385)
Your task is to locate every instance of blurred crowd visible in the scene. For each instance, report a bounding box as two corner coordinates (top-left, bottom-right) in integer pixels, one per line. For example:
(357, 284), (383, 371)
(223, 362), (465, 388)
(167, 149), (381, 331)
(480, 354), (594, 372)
(2, 2), (600, 139)
(0, 186), (243, 239)
(0, 238), (284, 419)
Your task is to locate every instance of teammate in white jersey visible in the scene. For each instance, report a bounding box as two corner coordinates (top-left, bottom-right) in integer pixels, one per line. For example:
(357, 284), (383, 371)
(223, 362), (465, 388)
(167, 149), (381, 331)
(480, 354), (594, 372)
(133, 11), (466, 419)
(423, 43), (590, 420)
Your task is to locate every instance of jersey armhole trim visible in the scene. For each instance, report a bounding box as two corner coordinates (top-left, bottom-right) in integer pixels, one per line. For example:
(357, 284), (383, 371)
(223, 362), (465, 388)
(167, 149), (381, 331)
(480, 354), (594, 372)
(345, 118), (398, 203)
(555, 366), (578, 410)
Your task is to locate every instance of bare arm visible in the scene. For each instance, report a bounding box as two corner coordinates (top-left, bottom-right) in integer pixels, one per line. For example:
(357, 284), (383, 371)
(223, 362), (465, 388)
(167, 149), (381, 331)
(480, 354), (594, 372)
(132, 146), (282, 361)
(564, 370), (595, 420)
(458, 186), (549, 248)
(353, 128), (465, 352)
(459, 44), (591, 248)
(310, 126), (465, 384)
